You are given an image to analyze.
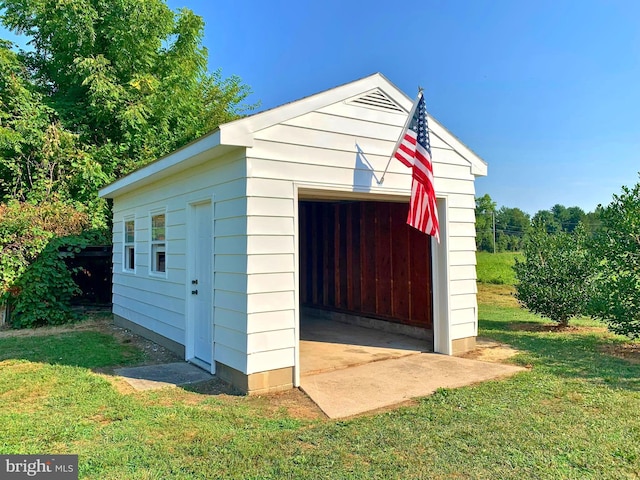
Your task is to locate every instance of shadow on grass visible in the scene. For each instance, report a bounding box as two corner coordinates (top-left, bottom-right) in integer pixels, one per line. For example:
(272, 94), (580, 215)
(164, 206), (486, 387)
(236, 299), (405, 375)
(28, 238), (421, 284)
(0, 331), (144, 369)
(0, 331), (246, 398)
(480, 318), (640, 392)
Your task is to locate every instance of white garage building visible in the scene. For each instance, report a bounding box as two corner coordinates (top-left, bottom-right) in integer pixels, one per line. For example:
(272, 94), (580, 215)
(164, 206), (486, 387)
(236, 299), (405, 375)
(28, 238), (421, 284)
(99, 73), (487, 394)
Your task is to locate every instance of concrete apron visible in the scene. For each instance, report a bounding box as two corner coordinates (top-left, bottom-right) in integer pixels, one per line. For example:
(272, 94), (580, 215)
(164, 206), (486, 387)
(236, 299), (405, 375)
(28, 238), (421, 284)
(115, 362), (213, 391)
(299, 317), (524, 418)
(300, 353), (525, 419)
(300, 314), (429, 376)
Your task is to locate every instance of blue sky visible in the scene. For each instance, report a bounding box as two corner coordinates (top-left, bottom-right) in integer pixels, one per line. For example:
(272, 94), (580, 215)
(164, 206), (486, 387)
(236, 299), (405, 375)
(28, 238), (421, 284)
(3, 0), (640, 214)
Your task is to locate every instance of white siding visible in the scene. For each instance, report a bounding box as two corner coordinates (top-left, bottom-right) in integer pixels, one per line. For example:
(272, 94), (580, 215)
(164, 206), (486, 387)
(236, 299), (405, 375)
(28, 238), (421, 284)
(111, 150), (250, 372)
(244, 96), (481, 374)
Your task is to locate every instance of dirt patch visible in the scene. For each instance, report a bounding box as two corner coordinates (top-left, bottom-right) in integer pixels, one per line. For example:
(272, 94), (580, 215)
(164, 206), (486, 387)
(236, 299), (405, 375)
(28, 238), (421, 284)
(477, 284), (519, 308)
(99, 321), (181, 367)
(0, 311), (110, 338)
(1, 311), (182, 369)
(599, 342), (640, 364)
(255, 388), (326, 420)
(458, 337), (521, 363)
(182, 378), (242, 397)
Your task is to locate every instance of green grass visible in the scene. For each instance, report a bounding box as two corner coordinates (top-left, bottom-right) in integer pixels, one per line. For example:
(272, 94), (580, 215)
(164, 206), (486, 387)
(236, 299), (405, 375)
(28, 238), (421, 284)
(476, 251), (521, 285)
(0, 331), (144, 368)
(2, 310), (640, 479)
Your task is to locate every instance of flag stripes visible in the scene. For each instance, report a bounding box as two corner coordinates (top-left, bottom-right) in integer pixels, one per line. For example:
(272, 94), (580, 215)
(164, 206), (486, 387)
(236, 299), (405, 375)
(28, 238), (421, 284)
(392, 92), (439, 240)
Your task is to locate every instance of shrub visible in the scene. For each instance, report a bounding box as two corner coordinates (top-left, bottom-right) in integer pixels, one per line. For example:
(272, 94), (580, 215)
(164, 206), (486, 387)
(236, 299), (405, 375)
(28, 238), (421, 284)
(0, 200), (110, 328)
(0, 200), (89, 297)
(589, 182), (640, 338)
(514, 224), (593, 326)
(8, 231), (107, 328)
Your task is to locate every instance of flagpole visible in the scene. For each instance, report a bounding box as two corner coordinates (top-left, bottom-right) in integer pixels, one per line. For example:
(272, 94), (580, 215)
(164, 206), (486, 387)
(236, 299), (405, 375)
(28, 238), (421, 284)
(378, 88), (424, 185)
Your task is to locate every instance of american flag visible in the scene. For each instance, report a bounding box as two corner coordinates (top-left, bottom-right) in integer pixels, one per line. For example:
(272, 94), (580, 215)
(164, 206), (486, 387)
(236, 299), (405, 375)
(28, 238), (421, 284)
(393, 93), (439, 240)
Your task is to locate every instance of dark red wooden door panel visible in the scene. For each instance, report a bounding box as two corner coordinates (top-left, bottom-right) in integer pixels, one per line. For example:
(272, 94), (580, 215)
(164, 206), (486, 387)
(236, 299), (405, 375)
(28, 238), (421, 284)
(299, 200), (433, 329)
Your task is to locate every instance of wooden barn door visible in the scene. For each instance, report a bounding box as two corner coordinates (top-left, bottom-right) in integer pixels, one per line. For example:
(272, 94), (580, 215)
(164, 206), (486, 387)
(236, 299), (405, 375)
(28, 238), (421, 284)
(299, 200), (433, 329)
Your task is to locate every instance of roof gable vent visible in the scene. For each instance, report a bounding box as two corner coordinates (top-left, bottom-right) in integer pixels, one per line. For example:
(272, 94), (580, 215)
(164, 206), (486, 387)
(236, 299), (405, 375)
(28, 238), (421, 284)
(348, 90), (404, 113)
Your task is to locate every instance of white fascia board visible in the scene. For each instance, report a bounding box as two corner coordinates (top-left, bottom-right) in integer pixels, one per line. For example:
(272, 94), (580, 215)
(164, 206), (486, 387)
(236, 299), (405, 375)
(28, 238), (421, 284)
(99, 130), (221, 198)
(220, 73), (409, 137)
(429, 117), (488, 177)
(218, 122), (254, 148)
(99, 125), (256, 198)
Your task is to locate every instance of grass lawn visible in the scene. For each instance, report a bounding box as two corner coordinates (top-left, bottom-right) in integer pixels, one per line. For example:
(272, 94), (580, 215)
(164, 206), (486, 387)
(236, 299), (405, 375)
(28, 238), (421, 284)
(476, 251), (521, 285)
(2, 303), (640, 479)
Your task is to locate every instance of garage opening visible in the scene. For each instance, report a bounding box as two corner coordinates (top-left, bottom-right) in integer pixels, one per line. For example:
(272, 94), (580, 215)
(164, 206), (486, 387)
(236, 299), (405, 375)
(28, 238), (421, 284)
(298, 199), (434, 375)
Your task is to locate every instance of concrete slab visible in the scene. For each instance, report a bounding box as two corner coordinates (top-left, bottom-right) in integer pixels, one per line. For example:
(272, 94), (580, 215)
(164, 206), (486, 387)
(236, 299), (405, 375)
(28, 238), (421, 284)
(300, 353), (525, 419)
(300, 315), (429, 375)
(115, 362), (213, 391)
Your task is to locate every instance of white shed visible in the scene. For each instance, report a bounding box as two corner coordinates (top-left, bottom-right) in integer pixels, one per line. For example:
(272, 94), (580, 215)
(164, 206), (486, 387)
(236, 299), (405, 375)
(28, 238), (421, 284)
(99, 73), (487, 394)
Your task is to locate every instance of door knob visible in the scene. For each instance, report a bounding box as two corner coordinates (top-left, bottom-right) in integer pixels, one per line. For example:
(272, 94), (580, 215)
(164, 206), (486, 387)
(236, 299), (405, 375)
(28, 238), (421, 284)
(191, 279), (198, 285)
(191, 289), (198, 295)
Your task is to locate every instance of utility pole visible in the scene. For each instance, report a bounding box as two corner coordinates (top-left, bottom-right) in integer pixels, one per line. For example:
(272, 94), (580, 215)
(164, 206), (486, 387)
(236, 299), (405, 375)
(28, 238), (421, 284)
(492, 212), (496, 254)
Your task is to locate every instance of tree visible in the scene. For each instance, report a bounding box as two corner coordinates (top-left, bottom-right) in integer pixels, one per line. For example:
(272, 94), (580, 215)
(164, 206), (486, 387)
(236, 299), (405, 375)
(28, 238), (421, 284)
(583, 206), (603, 235)
(0, 0), (256, 222)
(0, 41), (102, 215)
(532, 209), (561, 233)
(475, 194), (496, 252)
(495, 207), (530, 251)
(563, 206), (586, 232)
(534, 205), (588, 233)
(589, 180), (640, 337)
(514, 224), (593, 326)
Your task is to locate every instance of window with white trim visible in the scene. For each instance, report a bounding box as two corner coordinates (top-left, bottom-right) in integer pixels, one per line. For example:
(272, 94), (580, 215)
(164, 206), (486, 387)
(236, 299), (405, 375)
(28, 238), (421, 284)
(123, 218), (135, 272)
(150, 213), (166, 274)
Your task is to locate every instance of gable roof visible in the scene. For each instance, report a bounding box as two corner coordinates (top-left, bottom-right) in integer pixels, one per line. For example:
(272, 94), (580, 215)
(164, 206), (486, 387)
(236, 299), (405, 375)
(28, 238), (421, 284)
(99, 73), (487, 198)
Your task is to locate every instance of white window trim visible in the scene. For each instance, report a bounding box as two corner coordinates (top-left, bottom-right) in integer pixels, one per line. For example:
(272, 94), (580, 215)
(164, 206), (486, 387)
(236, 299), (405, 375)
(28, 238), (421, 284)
(123, 216), (136, 274)
(149, 209), (167, 278)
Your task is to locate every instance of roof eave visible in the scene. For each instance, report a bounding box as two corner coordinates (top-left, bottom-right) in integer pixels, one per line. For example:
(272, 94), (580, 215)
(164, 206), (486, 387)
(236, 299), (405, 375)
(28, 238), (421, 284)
(428, 117), (488, 177)
(98, 129), (252, 199)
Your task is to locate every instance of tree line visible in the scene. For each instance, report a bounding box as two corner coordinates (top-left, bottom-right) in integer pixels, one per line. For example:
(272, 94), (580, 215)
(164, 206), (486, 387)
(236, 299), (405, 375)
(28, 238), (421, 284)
(475, 194), (603, 252)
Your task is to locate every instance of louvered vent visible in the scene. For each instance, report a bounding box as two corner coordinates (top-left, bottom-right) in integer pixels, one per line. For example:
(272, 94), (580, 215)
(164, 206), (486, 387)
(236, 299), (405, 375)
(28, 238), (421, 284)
(349, 90), (404, 112)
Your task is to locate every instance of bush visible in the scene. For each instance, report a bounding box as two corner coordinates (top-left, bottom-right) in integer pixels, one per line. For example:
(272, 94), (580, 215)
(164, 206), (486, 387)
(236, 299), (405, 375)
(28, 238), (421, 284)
(589, 182), (640, 338)
(0, 200), (89, 296)
(8, 231), (107, 328)
(514, 224), (593, 326)
(0, 200), (111, 328)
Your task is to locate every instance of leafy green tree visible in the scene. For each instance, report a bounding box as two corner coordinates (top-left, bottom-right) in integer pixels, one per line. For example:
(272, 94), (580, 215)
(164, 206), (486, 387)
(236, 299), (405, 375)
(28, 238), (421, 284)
(563, 206), (586, 232)
(0, 41), (95, 209)
(514, 224), (594, 326)
(589, 180), (640, 337)
(532, 209), (561, 233)
(551, 204), (567, 228)
(0, 200), (89, 297)
(0, 0), (256, 221)
(475, 194), (496, 252)
(584, 206), (603, 235)
(534, 205), (588, 233)
(495, 206), (530, 251)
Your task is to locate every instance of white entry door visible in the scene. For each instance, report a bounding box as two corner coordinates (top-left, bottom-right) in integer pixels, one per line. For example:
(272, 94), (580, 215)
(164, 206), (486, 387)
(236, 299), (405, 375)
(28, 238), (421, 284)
(190, 201), (213, 367)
